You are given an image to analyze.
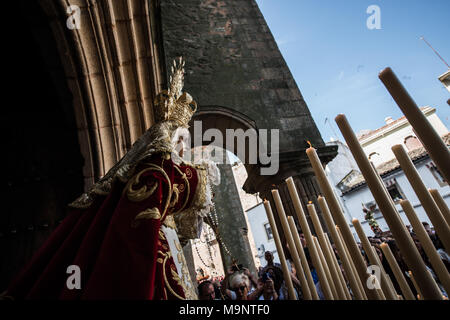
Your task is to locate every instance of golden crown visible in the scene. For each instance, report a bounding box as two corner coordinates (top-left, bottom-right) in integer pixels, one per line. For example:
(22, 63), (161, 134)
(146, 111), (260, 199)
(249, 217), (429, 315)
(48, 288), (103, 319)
(154, 57), (197, 127)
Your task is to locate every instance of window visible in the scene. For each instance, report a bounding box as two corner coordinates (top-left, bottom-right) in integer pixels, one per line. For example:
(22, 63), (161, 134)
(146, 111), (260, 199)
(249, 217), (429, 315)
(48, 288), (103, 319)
(368, 152), (380, 162)
(427, 162), (447, 187)
(404, 135), (422, 151)
(264, 222), (273, 240)
(384, 178), (406, 203)
(387, 185), (404, 202)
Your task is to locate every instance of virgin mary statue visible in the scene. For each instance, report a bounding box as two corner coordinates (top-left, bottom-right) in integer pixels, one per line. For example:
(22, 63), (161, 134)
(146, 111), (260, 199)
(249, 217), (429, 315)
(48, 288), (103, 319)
(2, 58), (220, 300)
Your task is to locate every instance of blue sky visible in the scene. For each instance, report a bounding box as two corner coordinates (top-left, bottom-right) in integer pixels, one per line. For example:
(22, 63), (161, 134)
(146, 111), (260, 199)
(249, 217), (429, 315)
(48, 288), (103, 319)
(255, 0), (450, 142)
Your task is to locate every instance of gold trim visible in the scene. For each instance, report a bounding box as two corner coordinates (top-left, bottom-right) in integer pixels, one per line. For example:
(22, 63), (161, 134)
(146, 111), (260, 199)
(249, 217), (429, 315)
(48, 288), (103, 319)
(131, 207), (161, 228)
(170, 184), (180, 208)
(124, 167), (159, 202)
(172, 165), (190, 214)
(161, 252), (185, 300)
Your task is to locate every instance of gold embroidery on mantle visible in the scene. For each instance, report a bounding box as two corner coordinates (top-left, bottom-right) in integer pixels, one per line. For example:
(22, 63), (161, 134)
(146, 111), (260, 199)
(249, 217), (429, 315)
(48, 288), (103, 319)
(169, 184), (180, 208)
(161, 251), (185, 300)
(123, 166), (160, 202)
(125, 164), (173, 229)
(173, 165), (190, 214)
(131, 207), (161, 228)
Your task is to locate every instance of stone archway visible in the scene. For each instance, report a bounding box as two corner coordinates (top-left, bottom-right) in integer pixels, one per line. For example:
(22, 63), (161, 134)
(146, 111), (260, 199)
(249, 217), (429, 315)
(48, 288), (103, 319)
(186, 106), (260, 273)
(37, 0), (166, 186)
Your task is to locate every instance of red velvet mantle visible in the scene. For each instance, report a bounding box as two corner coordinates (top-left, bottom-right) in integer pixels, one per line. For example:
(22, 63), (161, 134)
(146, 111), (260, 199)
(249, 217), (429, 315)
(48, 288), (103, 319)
(6, 155), (199, 300)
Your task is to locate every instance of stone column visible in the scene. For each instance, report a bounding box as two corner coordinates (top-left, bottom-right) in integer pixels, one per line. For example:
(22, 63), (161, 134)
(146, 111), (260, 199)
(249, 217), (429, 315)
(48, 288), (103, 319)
(212, 164), (257, 274)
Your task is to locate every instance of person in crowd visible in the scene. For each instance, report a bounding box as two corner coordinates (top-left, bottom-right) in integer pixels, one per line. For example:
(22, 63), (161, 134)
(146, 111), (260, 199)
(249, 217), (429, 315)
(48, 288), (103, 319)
(422, 222), (434, 237)
(221, 266), (260, 300)
(260, 251), (282, 275)
(229, 273), (251, 300)
(212, 279), (226, 300)
(198, 280), (216, 300)
(255, 276), (279, 300)
(243, 267), (259, 290)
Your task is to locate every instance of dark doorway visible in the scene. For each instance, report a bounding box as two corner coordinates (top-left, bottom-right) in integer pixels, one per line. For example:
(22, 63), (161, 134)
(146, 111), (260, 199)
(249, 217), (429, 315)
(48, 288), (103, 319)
(0, 2), (85, 291)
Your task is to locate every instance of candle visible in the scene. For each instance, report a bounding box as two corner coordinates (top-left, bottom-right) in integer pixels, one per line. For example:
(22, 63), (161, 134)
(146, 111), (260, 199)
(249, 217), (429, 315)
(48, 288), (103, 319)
(306, 146), (377, 299)
(307, 203), (347, 299)
(408, 271), (422, 300)
(316, 195), (365, 299)
(369, 245), (398, 300)
(400, 200), (450, 294)
(284, 179), (334, 300)
(392, 144), (450, 253)
(313, 236), (338, 299)
(384, 273), (400, 301)
(323, 233), (351, 300)
(335, 114), (443, 300)
(287, 216), (320, 300)
(271, 190), (312, 300)
(380, 242), (415, 300)
(263, 200), (297, 300)
(352, 218), (395, 300)
(336, 226), (368, 299)
(429, 189), (450, 227)
(378, 67), (450, 183)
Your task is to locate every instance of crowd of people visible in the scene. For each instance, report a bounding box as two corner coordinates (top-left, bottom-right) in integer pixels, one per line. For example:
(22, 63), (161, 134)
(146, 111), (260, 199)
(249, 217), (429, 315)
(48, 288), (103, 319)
(197, 222), (449, 300)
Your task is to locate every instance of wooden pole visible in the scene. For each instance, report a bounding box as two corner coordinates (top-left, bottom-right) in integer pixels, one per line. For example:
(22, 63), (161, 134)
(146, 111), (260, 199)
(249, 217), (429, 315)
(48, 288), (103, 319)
(324, 233), (352, 300)
(285, 179), (334, 300)
(317, 195), (366, 299)
(308, 203), (347, 299)
(287, 216), (320, 300)
(379, 67), (450, 183)
(335, 114), (443, 300)
(306, 147), (378, 299)
(263, 200), (297, 300)
(392, 144), (450, 253)
(400, 200), (450, 294)
(429, 189), (450, 227)
(380, 242), (416, 300)
(271, 190), (312, 300)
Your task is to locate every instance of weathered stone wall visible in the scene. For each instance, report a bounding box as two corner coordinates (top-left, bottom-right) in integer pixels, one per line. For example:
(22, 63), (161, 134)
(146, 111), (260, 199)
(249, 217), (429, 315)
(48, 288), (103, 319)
(160, 0), (325, 152)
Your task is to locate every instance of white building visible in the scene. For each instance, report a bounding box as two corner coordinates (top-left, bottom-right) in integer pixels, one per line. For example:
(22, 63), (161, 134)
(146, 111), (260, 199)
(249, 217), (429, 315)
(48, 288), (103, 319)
(358, 106), (448, 167)
(246, 202), (280, 266)
(326, 107), (450, 237)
